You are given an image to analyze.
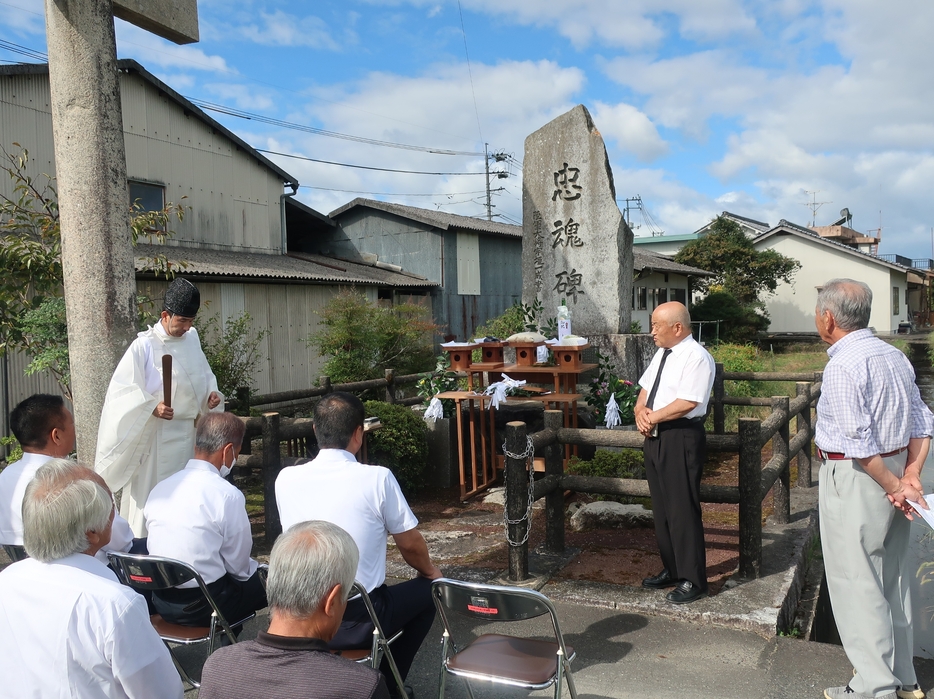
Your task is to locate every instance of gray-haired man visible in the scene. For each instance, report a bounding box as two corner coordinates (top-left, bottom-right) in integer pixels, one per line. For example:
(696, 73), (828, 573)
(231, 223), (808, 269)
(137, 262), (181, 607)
(815, 279), (934, 699)
(199, 520), (390, 699)
(0, 459), (181, 698)
(144, 411), (266, 630)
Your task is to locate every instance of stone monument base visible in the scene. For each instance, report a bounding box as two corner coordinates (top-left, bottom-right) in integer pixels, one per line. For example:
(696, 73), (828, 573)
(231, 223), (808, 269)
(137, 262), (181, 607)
(588, 333), (657, 383)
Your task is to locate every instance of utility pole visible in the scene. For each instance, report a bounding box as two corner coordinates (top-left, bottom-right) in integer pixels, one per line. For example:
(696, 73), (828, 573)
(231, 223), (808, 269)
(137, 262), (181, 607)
(484, 146), (509, 221)
(484, 143), (491, 221)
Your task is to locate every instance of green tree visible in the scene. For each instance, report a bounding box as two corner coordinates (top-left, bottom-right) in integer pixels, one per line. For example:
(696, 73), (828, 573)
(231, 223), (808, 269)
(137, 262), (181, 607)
(690, 291), (770, 345)
(309, 290), (438, 383)
(0, 146), (187, 396)
(675, 216), (800, 305)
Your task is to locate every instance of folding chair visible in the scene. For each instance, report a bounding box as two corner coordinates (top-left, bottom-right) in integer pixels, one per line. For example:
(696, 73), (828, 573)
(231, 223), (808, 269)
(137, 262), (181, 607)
(2, 544), (27, 562)
(431, 578), (578, 699)
(107, 551), (256, 688)
(332, 581), (406, 697)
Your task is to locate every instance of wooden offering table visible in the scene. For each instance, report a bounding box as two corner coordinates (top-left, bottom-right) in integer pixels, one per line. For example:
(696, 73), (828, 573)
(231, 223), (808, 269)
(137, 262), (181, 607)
(436, 391), (497, 499)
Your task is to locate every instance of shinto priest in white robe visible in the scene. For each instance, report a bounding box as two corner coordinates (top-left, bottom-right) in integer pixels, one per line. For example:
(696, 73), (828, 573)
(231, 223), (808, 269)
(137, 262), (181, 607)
(95, 322), (223, 536)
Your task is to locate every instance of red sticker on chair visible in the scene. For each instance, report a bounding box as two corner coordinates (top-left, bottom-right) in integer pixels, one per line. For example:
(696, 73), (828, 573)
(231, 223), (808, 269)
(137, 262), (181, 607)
(467, 604), (498, 614)
(129, 575), (153, 583)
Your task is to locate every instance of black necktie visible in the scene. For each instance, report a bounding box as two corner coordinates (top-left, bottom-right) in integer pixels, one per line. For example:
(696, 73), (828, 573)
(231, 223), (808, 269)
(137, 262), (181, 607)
(646, 349), (672, 410)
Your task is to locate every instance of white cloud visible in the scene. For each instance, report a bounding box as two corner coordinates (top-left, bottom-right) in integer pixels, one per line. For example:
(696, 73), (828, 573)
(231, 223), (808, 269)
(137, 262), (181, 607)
(115, 21), (233, 75)
(591, 101), (667, 162)
(205, 83), (275, 111)
(237, 10), (345, 50)
(0, 0), (45, 38)
(367, 0), (758, 49)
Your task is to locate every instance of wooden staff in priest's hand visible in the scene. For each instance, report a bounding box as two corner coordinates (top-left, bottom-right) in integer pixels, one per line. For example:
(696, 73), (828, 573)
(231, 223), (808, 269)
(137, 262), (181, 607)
(162, 354), (172, 409)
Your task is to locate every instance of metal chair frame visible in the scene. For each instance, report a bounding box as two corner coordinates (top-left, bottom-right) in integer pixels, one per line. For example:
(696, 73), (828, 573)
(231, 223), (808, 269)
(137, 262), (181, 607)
(431, 578), (578, 699)
(107, 551), (255, 688)
(335, 581), (406, 697)
(1, 544), (27, 562)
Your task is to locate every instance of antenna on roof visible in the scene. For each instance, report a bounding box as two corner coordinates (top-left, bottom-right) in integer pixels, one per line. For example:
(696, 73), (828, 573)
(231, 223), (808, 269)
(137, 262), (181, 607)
(802, 190), (831, 227)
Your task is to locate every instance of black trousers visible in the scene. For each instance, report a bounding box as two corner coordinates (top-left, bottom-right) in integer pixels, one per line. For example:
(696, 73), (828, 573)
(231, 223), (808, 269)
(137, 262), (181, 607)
(329, 577), (435, 684)
(644, 419), (708, 591)
(152, 571), (267, 631)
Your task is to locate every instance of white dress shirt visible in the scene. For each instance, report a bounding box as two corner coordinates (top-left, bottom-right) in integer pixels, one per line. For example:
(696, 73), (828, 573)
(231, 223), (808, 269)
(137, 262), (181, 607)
(0, 553), (181, 699)
(0, 452), (135, 565)
(638, 335), (716, 419)
(144, 459), (258, 588)
(275, 449), (418, 592)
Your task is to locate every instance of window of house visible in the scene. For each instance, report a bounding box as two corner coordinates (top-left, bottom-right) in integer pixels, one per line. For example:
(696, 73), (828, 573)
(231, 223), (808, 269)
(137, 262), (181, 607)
(128, 180), (165, 213)
(635, 286), (647, 310)
(670, 288), (686, 305)
(893, 287), (899, 315)
(649, 288), (668, 310)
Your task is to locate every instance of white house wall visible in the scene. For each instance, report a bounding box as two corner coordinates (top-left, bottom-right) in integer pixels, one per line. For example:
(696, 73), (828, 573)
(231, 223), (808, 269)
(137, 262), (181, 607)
(0, 71), (285, 255)
(755, 235), (906, 334)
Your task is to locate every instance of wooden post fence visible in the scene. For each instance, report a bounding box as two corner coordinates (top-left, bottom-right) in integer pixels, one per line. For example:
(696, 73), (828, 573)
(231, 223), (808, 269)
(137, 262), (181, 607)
(505, 421), (530, 582)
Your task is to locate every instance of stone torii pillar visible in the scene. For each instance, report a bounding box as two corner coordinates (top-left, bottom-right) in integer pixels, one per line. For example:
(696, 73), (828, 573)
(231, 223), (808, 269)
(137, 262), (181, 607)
(43, 0), (198, 461)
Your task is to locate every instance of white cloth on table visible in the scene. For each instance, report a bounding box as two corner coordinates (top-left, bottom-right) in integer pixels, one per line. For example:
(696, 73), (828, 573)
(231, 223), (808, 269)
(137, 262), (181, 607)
(0, 552), (181, 699)
(637, 335), (714, 417)
(95, 321), (223, 537)
(275, 449), (418, 593)
(144, 459), (258, 589)
(0, 451), (134, 565)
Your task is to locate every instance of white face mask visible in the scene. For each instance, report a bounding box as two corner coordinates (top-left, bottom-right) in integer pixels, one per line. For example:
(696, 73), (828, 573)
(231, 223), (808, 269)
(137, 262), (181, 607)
(219, 447), (234, 478)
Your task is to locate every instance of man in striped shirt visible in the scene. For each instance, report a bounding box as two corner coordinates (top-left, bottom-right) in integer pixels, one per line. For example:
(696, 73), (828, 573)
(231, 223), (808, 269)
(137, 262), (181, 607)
(815, 279), (934, 699)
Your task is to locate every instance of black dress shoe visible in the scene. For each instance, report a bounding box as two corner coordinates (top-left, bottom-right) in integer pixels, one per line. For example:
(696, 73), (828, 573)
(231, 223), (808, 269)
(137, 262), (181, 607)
(666, 580), (707, 604)
(642, 569), (678, 589)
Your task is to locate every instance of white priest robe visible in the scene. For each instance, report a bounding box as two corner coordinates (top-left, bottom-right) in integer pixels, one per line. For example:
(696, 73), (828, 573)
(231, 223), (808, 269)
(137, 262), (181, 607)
(95, 322), (223, 536)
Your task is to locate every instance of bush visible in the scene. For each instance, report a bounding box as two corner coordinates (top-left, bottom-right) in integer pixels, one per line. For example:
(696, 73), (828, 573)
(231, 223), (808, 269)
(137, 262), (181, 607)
(473, 302), (526, 340)
(199, 311), (270, 399)
(690, 290), (769, 344)
(567, 449), (645, 504)
(364, 401), (429, 494)
(708, 343), (765, 398)
(310, 291), (437, 383)
(568, 449), (644, 480)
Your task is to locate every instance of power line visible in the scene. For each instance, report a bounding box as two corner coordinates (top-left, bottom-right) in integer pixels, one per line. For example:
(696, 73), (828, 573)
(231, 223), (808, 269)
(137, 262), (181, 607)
(0, 38), (47, 62)
(457, 0), (484, 145)
(189, 99), (485, 156)
(257, 149), (486, 176)
(301, 185), (498, 197)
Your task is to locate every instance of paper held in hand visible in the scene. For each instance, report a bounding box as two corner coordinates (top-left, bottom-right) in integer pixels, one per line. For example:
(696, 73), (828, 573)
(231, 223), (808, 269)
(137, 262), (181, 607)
(908, 494), (934, 529)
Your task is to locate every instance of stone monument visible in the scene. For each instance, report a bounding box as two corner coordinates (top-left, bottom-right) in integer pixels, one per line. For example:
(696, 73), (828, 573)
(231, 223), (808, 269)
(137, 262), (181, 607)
(522, 105), (653, 381)
(522, 104), (632, 334)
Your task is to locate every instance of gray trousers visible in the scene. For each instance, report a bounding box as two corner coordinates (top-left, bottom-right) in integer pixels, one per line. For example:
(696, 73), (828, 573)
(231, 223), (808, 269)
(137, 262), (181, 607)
(819, 454), (916, 697)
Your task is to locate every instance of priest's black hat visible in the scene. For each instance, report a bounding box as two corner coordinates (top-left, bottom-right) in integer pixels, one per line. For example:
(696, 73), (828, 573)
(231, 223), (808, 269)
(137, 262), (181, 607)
(163, 278), (200, 317)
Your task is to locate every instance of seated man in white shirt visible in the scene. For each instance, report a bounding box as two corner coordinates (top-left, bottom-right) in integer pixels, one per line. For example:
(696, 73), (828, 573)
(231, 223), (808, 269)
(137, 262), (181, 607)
(145, 411), (266, 631)
(0, 458), (181, 699)
(0, 394), (141, 564)
(276, 392), (442, 695)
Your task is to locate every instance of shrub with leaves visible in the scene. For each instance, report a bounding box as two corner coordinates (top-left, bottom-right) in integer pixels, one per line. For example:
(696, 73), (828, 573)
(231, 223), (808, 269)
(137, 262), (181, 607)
(198, 312), (270, 398)
(363, 400), (429, 494)
(584, 350), (640, 425)
(309, 291), (437, 383)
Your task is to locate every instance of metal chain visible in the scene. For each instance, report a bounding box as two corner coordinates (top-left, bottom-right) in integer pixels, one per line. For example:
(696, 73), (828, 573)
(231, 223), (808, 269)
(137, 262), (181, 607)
(502, 436), (535, 546)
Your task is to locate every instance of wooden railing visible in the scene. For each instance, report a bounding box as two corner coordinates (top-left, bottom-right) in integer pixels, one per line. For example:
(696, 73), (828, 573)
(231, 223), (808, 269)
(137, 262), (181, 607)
(503, 373), (822, 582)
(228, 369), (431, 413)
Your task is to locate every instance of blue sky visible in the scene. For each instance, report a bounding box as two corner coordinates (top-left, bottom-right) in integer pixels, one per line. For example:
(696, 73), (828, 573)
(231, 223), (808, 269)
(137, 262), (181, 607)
(3, 0), (934, 255)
